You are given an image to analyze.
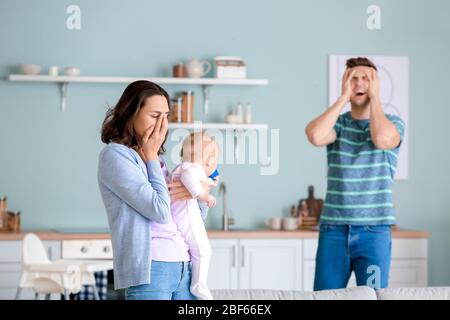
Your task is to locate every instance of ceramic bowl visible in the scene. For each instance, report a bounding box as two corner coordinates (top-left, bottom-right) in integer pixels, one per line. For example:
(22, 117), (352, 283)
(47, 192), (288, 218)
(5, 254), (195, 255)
(20, 64), (42, 75)
(64, 67), (80, 76)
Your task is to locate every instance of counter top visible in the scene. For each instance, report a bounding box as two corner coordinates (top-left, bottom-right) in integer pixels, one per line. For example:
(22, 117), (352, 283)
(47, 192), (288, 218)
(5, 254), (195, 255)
(0, 228), (429, 240)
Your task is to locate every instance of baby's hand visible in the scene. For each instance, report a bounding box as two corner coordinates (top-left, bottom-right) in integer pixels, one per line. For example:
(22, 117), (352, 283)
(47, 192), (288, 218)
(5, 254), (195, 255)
(206, 195), (216, 208)
(212, 175), (220, 187)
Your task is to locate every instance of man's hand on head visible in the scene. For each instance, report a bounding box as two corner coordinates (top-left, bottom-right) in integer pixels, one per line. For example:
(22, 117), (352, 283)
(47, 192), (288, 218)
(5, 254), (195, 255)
(366, 68), (381, 102)
(341, 68), (356, 102)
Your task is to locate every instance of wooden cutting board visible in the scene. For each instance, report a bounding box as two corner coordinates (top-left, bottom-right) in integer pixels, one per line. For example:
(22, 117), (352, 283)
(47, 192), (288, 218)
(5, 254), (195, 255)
(293, 186), (323, 222)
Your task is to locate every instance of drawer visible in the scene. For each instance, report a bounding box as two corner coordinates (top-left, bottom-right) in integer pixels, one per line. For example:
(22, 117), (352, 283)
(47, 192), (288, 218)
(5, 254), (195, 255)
(0, 241), (22, 262)
(0, 269), (21, 287)
(0, 287), (35, 300)
(389, 259), (428, 287)
(0, 287), (17, 300)
(0, 263), (21, 272)
(303, 239), (318, 259)
(62, 240), (113, 259)
(0, 240), (60, 263)
(391, 239), (427, 259)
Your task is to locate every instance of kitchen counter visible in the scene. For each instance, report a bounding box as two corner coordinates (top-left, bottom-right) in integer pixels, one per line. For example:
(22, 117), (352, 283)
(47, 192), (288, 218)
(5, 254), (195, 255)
(0, 228), (429, 240)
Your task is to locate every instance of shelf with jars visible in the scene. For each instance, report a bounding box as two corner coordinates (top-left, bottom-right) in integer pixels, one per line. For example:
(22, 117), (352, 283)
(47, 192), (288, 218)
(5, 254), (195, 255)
(7, 74), (268, 112)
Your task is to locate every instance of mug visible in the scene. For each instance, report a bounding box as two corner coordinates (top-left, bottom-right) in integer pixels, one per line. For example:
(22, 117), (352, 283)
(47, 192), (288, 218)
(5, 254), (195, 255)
(282, 217), (300, 231)
(266, 217), (282, 230)
(48, 66), (59, 76)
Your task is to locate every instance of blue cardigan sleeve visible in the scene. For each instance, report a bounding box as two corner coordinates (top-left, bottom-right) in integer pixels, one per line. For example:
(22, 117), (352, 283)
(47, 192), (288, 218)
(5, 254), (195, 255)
(98, 145), (170, 224)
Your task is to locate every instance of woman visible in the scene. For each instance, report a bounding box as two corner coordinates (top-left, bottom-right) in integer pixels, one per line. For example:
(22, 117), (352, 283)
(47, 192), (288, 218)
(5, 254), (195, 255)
(98, 80), (209, 300)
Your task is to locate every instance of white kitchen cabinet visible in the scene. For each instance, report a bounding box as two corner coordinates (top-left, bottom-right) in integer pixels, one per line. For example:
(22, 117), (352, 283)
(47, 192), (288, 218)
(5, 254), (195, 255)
(208, 239), (239, 290)
(302, 238), (428, 291)
(0, 240), (61, 300)
(389, 260), (427, 287)
(208, 239), (302, 291)
(302, 259), (358, 291)
(0, 235), (429, 297)
(239, 239), (302, 290)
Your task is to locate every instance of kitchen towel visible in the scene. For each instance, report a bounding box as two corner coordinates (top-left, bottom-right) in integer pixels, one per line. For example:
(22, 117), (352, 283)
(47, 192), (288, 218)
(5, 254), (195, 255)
(71, 271), (108, 300)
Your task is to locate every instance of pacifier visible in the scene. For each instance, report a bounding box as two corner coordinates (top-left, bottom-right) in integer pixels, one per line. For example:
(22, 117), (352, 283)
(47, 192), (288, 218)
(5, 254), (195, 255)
(208, 169), (219, 182)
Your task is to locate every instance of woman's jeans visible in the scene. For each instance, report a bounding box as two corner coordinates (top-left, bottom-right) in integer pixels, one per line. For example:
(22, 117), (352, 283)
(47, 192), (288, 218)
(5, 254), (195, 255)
(314, 224), (392, 291)
(125, 261), (197, 300)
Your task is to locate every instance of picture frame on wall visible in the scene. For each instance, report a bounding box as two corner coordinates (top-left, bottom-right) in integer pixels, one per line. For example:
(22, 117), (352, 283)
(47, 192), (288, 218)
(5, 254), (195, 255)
(328, 55), (409, 180)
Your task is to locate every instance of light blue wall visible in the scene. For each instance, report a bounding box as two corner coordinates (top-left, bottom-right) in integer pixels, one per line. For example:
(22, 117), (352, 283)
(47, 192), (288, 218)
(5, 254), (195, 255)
(1, 0), (449, 285)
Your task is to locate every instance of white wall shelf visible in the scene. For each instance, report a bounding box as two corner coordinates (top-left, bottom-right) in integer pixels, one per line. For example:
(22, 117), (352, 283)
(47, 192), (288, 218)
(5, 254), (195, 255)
(168, 122), (268, 130)
(7, 74), (268, 86)
(7, 74), (269, 112)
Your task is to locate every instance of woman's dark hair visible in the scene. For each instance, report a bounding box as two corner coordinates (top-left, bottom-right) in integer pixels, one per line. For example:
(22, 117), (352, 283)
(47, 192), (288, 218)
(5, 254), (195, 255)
(101, 80), (171, 154)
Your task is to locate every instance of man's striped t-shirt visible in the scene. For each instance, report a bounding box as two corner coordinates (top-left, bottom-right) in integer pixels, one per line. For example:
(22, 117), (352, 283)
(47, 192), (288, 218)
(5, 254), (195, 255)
(321, 111), (405, 225)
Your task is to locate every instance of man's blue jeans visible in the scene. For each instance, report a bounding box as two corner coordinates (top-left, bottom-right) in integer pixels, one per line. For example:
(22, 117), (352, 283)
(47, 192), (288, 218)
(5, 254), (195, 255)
(125, 261), (197, 300)
(313, 224), (392, 291)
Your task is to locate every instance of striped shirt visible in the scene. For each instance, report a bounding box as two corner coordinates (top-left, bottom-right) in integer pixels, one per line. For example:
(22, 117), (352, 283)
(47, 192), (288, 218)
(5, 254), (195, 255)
(320, 111), (405, 225)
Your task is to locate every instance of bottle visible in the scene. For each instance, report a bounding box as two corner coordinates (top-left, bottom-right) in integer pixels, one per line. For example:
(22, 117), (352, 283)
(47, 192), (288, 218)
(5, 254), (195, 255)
(0, 197), (7, 232)
(235, 102), (243, 123)
(244, 102), (252, 124)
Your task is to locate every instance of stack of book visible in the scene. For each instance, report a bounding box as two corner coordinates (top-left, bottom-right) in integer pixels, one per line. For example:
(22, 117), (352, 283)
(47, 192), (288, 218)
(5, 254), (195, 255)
(214, 56), (247, 79)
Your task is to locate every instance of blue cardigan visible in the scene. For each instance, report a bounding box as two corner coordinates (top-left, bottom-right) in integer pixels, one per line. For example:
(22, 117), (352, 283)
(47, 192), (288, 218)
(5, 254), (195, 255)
(97, 142), (208, 289)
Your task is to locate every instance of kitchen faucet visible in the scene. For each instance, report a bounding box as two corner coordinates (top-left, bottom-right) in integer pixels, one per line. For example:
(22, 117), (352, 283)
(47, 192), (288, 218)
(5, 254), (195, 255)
(218, 182), (234, 231)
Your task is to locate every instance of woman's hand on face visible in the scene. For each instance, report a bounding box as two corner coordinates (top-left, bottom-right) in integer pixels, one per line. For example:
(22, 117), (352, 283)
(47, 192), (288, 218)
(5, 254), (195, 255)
(138, 114), (168, 162)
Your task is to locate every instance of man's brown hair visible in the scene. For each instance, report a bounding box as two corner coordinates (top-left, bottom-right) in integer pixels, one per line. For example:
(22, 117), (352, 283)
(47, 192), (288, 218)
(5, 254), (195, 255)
(346, 57), (378, 71)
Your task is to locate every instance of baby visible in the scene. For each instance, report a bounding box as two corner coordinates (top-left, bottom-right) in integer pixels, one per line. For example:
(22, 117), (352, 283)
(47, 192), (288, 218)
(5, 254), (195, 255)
(170, 131), (219, 300)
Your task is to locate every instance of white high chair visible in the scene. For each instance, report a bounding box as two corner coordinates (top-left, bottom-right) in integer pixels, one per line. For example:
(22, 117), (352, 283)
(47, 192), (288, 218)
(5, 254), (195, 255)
(15, 233), (113, 300)
(15, 233), (82, 300)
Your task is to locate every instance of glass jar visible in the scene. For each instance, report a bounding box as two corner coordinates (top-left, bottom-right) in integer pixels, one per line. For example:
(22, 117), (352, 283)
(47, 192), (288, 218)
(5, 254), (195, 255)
(169, 98), (182, 123)
(181, 91), (195, 123)
(0, 197), (7, 232)
(7, 211), (21, 233)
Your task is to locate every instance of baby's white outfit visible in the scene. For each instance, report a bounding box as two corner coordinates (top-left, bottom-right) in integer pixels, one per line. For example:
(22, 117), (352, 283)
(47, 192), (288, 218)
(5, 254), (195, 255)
(171, 162), (214, 300)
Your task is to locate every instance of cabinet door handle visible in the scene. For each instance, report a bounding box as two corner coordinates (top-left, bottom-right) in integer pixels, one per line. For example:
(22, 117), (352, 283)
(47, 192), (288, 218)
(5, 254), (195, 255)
(241, 246), (245, 268)
(232, 245), (236, 268)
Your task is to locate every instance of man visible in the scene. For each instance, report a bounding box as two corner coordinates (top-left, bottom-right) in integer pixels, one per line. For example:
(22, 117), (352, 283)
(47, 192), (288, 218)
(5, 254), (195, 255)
(305, 57), (405, 290)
